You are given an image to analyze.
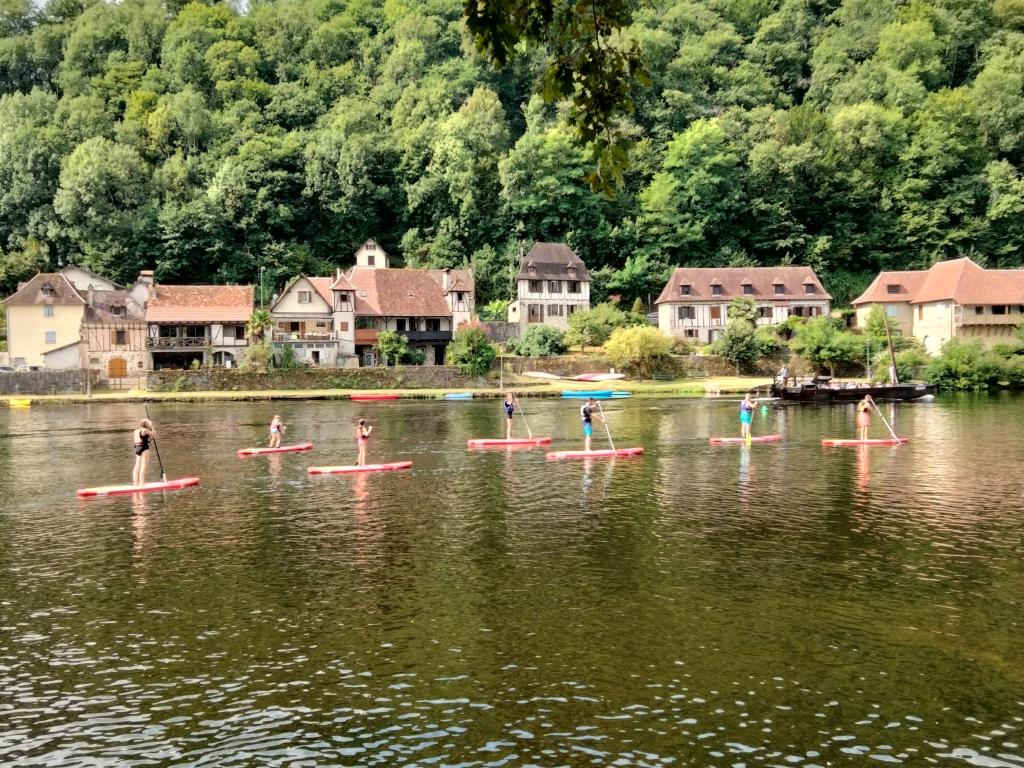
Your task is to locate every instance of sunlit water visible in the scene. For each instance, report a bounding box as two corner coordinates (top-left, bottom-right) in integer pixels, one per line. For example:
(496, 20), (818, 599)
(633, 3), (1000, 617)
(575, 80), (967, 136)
(1, 394), (1023, 767)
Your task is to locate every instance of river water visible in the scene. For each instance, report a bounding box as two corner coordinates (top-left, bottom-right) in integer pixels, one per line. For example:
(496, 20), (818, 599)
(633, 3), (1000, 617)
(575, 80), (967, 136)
(1, 394), (1023, 767)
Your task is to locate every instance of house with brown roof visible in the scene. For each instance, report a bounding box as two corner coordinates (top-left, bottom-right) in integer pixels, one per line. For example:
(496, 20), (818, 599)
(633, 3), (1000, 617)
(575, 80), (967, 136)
(508, 243), (591, 331)
(82, 288), (147, 382)
(269, 275), (356, 367)
(655, 267), (831, 343)
(853, 258), (1024, 354)
(141, 273), (254, 369)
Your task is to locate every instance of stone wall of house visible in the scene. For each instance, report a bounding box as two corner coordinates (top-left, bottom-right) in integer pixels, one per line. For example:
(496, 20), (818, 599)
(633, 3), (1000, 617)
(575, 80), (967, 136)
(0, 370), (99, 394)
(482, 322), (521, 343)
(147, 365), (490, 392)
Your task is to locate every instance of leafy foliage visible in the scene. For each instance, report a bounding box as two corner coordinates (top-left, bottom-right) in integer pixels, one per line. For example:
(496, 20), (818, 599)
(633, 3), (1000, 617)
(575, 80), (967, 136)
(788, 317), (862, 375)
(926, 339), (1007, 390)
(447, 322), (496, 376)
(603, 325), (673, 379)
(376, 329), (408, 367)
(507, 324), (567, 357)
(711, 317), (758, 373)
(564, 301), (639, 351)
(246, 309), (272, 343)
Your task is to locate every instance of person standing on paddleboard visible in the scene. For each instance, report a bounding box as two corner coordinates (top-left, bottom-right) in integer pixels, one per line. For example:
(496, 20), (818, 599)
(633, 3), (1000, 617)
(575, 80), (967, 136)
(504, 392), (515, 439)
(740, 392), (758, 440)
(356, 418), (372, 466)
(269, 415), (285, 448)
(132, 419), (157, 486)
(856, 395), (874, 441)
(581, 397), (603, 452)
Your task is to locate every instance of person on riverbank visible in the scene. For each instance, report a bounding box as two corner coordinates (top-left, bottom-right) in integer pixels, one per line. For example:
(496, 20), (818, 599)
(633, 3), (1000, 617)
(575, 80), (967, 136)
(132, 419), (157, 486)
(356, 418), (372, 466)
(269, 415), (285, 448)
(857, 395), (874, 441)
(581, 397), (603, 452)
(504, 392), (515, 439)
(740, 392), (758, 440)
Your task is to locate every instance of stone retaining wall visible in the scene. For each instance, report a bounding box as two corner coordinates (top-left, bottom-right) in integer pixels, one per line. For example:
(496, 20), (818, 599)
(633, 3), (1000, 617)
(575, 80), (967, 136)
(499, 354), (778, 378)
(0, 370), (99, 394)
(147, 365), (489, 392)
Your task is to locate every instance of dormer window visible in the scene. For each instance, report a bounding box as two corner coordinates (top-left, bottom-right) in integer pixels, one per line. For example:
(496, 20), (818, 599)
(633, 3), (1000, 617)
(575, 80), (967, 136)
(41, 283), (55, 296)
(886, 284), (901, 295)
(111, 305), (125, 316)
(711, 284), (723, 296)
(773, 283), (784, 295)
(742, 284), (753, 295)
(804, 284), (816, 295)
(358, 290), (367, 297)
(366, 242), (376, 251)
(680, 284), (691, 296)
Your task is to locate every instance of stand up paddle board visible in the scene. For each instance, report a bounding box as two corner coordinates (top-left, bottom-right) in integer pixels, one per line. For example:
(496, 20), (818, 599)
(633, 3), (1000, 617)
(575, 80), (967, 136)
(443, 393), (474, 400)
(351, 393), (399, 401)
(546, 447), (644, 459)
(238, 442), (313, 456)
(561, 390), (612, 398)
(307, 461), (412, 475)
(77, 477), (200, 498)
(821, 438), (908, 446)
(467, 437), (552, 447)
(709, 434), (783, 444)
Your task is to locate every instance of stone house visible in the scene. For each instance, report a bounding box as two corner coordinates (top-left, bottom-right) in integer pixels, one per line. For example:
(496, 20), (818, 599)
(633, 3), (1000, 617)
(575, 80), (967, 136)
(507, 243), (591, 331)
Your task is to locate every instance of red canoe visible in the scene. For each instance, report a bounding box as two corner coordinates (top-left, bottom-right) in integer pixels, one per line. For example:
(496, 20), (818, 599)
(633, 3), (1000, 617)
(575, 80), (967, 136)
(307, 461), (412, 475)
(709, 434), (783, 445)
(351, 393), (399, 401)
(467, 437), (552, 447)
(546, 447), (644, 459)
(77, 477), (200, 498)
(238, 442), (314, 457)
(821, 438), (909, 446)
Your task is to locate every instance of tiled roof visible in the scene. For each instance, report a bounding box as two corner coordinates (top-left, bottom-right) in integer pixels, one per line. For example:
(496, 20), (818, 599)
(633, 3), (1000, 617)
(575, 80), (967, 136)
(428, 268), (475, 293)
(147, 285), (254, 323)
(851, 271), (929, 305)
(655, 266), (831, 304)
(84, 290), (145, 323)
(306, 277), (335, 305)
(345, 268), (452, 317)
(518, 243), (591, 280)
(330, 272), (356, 291)
(2, 273), (85, 307)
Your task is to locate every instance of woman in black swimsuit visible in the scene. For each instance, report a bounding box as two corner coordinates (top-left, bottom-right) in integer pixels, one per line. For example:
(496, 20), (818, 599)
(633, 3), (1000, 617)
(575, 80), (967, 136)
(132, 419), (156, 486)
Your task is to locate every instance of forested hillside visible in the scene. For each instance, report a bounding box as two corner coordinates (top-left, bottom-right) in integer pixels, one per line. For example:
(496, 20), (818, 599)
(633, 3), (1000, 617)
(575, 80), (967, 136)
(2, 0), (1024, 306)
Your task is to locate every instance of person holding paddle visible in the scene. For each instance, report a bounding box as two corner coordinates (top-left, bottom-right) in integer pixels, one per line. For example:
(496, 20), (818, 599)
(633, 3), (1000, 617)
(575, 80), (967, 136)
(269, 415), (285, 449)
(740, 392), (758, 441)
(355, 418), (372, 466)
(132, 419), (157, 486)
(581, 397), (604, 452)
(856, 395), (874, 441)
(503, 392), (515, 439)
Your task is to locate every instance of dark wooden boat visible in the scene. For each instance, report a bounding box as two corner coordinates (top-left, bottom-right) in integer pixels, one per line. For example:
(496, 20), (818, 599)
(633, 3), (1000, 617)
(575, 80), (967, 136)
(771, 376), (934, 402)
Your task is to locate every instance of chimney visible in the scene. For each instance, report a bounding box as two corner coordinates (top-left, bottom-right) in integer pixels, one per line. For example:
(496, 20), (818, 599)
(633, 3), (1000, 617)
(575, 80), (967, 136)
(336, 267), (342, 281)
(87, 287), (95, 307)
(442, 268), (450, 291)
(138, 270), (156, 299)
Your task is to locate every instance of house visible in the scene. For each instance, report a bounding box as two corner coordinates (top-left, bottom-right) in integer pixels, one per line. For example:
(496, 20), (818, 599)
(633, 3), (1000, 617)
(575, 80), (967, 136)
(853, 258), (1024, 354)
(142, 273), (254, 369)
(82, 288), (147, 382)
(655, 267), (831, 343)
(507, 243), (591, 331)
(271, 240), (475, 367)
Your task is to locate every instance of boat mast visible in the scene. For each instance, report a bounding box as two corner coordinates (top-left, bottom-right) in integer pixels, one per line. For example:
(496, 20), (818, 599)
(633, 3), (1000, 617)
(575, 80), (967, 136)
(881, 309), (898, 385)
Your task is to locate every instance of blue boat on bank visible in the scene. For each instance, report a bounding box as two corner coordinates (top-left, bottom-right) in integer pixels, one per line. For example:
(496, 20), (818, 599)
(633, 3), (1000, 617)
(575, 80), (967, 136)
(561, 391), (632, 399)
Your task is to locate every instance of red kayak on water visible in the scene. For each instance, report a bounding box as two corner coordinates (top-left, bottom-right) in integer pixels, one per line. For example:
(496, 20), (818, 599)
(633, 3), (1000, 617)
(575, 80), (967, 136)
(709, 434), (783, 445)
(307, 461), (412, 475)
(467, 437), (552, 447)
(77, 477), (200, 498)
(546, 447), (644, 459)
(238, 442), (314, 457)
(351, 393), (399, 401)
(821, 438), (909, 446)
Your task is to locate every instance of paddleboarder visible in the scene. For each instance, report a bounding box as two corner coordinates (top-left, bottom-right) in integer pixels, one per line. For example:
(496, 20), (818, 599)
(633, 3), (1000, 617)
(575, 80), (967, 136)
(355, 418), (372, 466)
(269, 415), (285, 448)
(132, 419), (157, 486)
(740, 392), (758, 440)
(581, 397), (603, 452)
(856, 395), (874, 441)
(504, 392), (515, 439)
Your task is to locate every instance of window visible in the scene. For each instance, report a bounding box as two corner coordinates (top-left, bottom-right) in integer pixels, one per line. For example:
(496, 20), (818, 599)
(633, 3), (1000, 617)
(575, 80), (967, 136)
(773, 283), (784, 295)
(568, 281), (581, 294)
(885, 304), (897, 317)
(548, 280), (561, 293)
(683, 329), (698, 338)
(44, 331), (56, 344)
(805, 284), (816, 294)
(547, 304), (562, 317)
(115, 330), (126, 345)
(41, 283), (54, 297)
(456, 291), (465, 303)
(338, 321), (349, 332)
(528, 280), (542, 293)
(758, 306), (772, 319)
(358, 290), (367, 297)
(425, 318), (441, 332)
(366, 242), (376, 251)
(289, 322), (301, 332)
(710, 306), (722, 322)
(356, 316), (378, 329)
(918, 305), (923, 320)
(235, 326), (245, 340)
(396, 319), (407, 332)
(677, 306), (696, 320)
(711, 284), (723, 296)
(111, 305), (125, 316)
(975, 306), (984, 315)
(337, 294), (351, 311)
(298, 290), (312, 304)
(43, 305), (54, 317)
(680, 284), (692, 296)
(566, 304), (579, 316)
(992, 305), (1007, 315)
(742, 284), (753, 295)
(367, 255), (375, 266)
(886, 284), (901, 295)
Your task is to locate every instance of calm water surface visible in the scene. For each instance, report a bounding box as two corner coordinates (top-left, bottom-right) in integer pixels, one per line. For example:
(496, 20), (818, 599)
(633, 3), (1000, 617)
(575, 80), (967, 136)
(1, 394), (1023, 767)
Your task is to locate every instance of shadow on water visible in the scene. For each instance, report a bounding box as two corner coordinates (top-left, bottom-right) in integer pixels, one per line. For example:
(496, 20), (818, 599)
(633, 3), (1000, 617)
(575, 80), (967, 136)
(0, 394), (1022, 765)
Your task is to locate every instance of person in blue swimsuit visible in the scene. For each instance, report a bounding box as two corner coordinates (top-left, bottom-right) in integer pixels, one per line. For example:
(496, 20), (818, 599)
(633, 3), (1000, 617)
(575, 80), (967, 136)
(581, 397), (602, 451)
(504, 392), (515, 439)
(739, 392), (758, 440)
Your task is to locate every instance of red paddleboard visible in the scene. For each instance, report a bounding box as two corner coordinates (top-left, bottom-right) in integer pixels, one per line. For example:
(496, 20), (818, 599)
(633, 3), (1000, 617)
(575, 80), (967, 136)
(307, 461), (412, 475)
(238, 442), (313, 457)
(821, 438), (908, 446)
(546, 447), (644, 459)
(351, 393), (399, 401)
(77, 477), (200, 498)
(709, 434), (783, 445)
(467, 437), (552, 447)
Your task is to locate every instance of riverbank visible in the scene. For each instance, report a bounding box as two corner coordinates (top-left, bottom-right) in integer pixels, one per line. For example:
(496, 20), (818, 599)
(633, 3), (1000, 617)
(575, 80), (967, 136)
(0, 376), (773, 405)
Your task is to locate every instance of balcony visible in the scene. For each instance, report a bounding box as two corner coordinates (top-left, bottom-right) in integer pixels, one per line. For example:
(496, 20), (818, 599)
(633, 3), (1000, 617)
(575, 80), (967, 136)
(355, 328), (380, 344)
(405, 330), (452, 343)
(147, 336), (208, 349)
(273, 331), (338, 341)
(956, 310), (1023, 326)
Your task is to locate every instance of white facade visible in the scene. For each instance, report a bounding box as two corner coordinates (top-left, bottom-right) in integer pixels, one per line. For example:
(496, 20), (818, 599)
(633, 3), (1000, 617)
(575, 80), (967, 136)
(658, 300), (829, 343)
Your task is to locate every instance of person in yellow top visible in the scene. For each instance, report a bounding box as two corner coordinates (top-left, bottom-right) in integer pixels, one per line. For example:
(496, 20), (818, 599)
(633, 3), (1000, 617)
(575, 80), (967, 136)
(856, 395), (874, 441)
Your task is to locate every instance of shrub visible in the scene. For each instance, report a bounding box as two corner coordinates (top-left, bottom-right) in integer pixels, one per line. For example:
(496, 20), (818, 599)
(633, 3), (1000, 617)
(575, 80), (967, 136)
(447, 322), (496, 375)
(789, 317), (862, 376)
(278, 344), (300, 369)
(925, 339), (1006, 390)
(243, 341), (273, 372)
(754, 325), (784, 358)
(991, 340), (1024, 358)
(376, 329), (408, 366)
(1005, 355), (1024, 388)
(604, 326), (673, 379)
(631, 296), (645, 315)
(402, 348), (427, 366)
(479, 299), (510, 321)
(710, 319), (758, 374)
(671, 336), (695, 355)
(510, 324), (567, 357)
(565, 302), (643, 351)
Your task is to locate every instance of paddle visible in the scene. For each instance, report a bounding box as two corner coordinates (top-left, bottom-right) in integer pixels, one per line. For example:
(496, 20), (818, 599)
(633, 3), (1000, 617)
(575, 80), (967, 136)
(512, 393), (533, 439)
(144, 404), (167, 481)
(870, 400), (901, 441)
(596, 401), (616, 451)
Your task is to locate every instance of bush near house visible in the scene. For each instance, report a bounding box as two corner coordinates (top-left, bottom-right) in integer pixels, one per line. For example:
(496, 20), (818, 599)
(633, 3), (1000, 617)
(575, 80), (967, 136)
(507, 324), (567, 357)
(604, 326), (673, 379)
(564, 302), (644, 351)
(926, 339), (1007, 391)
(447, 322), (496, 376)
